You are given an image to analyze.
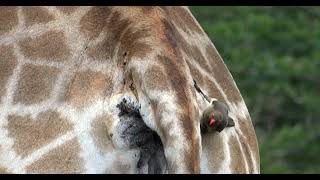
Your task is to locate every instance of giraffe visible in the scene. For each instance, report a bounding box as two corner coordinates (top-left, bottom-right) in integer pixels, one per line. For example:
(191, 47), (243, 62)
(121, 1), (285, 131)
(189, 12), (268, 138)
(0, 6), (260, 174)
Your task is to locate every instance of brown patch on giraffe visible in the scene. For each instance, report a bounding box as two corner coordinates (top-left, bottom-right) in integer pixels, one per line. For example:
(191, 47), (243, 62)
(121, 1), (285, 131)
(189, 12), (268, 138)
(90, 115), (113, 154)
(85, 8), (152, 61)
(56, 6), (78, 15)
(202, 133), (226, 171)
(14, 64), (59, 105)
(22, 7), (54, 27)
(19, 31), (71, 62)
(0, 7), (18, 35)
(87, 36), (115, 61)
(115, 16), (152, 60)
(26, 138), (84, 174)
(80, 6), (113, 40)
(161, 7), (203, 35)
(65, 70), (113, 107)
(6, 111), (73, 157)
(205, 45), (242, 103)
(144, 66), (170, 91)
(127, 42), (153, 60)
(228, 136), (248, 173)
(0, 45), (17, 100)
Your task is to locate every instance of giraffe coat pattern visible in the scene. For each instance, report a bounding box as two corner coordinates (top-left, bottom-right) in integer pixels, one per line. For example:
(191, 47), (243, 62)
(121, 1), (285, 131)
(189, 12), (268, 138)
(0, 6), (260, 174)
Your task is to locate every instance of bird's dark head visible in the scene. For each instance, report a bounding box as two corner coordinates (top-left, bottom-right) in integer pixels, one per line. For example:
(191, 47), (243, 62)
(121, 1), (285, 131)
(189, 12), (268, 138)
(205, 110), (226, 133)
(201, 100), (235, 133)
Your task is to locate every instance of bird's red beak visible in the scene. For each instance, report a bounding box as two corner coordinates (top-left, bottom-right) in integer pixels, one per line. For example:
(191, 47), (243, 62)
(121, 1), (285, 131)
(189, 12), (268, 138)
(209, 117), (216, 126)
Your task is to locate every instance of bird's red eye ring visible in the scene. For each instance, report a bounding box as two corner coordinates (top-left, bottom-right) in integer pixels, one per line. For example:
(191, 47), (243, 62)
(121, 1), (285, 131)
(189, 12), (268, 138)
(209, 117), (216, 126)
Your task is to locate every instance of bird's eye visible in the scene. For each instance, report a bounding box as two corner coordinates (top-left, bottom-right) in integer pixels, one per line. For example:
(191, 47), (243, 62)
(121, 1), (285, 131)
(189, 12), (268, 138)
(208, 116), (216, 126)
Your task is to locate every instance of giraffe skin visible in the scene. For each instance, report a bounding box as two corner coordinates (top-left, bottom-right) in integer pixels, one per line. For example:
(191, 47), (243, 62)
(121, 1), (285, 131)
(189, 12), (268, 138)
(0, 6), (260, 174)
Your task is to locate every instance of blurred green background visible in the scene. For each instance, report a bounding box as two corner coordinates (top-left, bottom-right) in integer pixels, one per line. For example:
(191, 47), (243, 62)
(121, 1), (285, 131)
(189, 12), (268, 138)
(190, 6), (320, 174)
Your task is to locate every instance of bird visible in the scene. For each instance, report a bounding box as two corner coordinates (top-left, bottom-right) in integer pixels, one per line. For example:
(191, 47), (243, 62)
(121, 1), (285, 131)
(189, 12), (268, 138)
(200, 99), (235, 134)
